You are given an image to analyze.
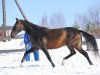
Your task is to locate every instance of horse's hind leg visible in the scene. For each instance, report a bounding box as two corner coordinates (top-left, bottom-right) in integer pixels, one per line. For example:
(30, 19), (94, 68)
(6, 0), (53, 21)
(74, 41), (93, 65)
(78, 48), (93, 65)
(62, 45), (76, 65)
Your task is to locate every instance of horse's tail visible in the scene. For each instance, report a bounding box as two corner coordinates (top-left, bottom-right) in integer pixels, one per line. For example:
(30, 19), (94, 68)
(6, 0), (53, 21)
(79, 30), (99, 57)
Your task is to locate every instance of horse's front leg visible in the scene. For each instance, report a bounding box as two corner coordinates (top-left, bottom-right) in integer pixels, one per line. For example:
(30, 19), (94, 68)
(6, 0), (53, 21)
(41, 45), (55, 68)
(20, 47), (33, 66)
(42, 49), (55, 67)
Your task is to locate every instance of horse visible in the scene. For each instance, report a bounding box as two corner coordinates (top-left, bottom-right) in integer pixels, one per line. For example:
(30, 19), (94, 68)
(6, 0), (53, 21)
(10, 18), (99, 67)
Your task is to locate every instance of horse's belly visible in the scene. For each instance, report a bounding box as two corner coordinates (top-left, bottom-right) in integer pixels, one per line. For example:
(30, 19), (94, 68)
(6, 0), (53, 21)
(46, 31), (67, 49)
(46, 41), (66, 49)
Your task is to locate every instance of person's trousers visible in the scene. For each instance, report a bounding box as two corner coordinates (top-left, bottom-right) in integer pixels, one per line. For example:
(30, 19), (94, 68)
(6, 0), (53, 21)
(25, 43), (39, 61)
(25, 50), (39, 61)
(33, 50), (39, 61)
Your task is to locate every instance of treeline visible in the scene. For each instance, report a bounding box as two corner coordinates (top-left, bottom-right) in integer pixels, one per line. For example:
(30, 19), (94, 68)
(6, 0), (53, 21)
(40, 6), (100, 36)
(73, 6), (100, 33)
(40, 12), (65, 29)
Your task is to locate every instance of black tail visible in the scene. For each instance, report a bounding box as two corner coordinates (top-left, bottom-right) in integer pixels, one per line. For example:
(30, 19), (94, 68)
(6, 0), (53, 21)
(79, 30), (99, 57)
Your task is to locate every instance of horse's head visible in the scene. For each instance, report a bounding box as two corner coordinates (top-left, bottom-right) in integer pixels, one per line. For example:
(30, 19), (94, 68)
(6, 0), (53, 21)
(11, 18), (24, 38)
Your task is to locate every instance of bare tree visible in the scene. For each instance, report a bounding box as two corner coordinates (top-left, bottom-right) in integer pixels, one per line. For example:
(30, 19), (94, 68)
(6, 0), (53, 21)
(73, 21), (80, 29)
(74, 14), (89, 30)
(50, 12), (65, 29)
(74, 6), (100, 35)
(88, 7), (100, 28)
(41, 15), (49, 28)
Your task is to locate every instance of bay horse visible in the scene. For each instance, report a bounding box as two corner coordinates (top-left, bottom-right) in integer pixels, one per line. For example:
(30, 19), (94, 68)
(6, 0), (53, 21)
(11, 18), (99, 67)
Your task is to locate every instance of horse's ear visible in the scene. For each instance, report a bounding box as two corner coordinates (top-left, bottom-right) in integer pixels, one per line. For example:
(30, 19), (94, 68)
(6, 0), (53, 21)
(16, 18), (18, 21)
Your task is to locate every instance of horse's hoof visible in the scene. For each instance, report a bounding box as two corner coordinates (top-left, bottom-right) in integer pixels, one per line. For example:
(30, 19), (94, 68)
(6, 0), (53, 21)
(62, 60), (64, 65)
(90, 63), (93, 65)
(62, 63), (64, 65)
(20, 64), (23, 68)
(53, 65), (55, 68)
(52, 63), (55, 68)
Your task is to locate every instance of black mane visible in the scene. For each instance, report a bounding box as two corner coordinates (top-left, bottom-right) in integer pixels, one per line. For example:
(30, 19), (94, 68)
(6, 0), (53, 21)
(24, 20), (48, 31)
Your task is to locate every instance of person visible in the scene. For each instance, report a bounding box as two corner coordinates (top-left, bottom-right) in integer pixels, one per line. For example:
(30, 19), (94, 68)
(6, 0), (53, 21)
(24, 33), (39, 61)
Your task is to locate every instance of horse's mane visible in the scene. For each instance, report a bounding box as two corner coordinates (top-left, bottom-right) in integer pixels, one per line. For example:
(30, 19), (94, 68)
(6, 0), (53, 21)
(23, 20), (48, 37)
(24, 20), (48, 30)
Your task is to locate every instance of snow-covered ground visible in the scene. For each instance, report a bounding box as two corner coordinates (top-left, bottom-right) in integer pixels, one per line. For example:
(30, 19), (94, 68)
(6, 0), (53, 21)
(0, 39), (100, 75)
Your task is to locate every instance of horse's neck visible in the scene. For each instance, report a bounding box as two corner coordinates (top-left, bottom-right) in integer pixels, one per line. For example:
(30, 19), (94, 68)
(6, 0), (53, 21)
(24, 21), (43, 39)
(24, 21), (35, 35)
(23, 20), (49, 40)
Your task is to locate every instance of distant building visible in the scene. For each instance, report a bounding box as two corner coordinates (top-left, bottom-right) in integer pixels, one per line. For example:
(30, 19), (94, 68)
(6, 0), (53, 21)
(0, 25), (13, 41)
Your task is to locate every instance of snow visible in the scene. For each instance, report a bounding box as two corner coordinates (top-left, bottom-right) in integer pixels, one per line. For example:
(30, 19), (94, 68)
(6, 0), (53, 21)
(0, 39), (100, 75)
(0, 39), (24, 50)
